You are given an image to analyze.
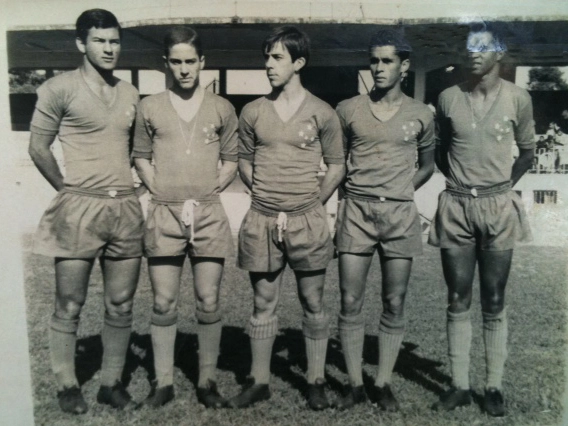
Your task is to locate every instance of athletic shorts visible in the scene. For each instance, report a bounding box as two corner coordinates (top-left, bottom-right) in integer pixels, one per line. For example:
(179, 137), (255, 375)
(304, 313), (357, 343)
(238, 202), (334, 272)
(428, 183), (532, 251)
(33, 187), (144, 258)
(335, 196), (423, 257)
(144, 197), (233, 258)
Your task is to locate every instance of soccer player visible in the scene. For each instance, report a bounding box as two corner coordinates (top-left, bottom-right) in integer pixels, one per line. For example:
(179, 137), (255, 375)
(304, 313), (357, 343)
(429, 23), (535, 417)
(133, 26), (238, 408)
(28, 9), (143, 414)
(228, 27), (345, 410)
(334, 30), (435, 411)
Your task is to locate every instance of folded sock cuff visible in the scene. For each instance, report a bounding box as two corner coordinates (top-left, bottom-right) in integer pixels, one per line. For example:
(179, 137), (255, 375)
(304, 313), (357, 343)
(303, 314), (330, 340)
(338, 313), (365, 330)
(151, 311), (178, 327)
(248, 315), (278, 339)
(104, 312), (133, 328)
(50, 314), (79, 334)
(196, 309), (222, 324)
(379, 312), (405, 334)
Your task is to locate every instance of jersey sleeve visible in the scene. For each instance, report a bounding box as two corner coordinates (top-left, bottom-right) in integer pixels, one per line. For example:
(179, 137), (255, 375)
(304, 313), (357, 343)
(514, 90), (536, 150)
(435, 91), (452, 148)
(30, 83), (64, 136)
(418, 107), (436, 152)
(319, 107), (345, 165)
(238, 103), (257, 161)
(132, 99), (153, 159)
(335, 101), (351, 158)
(218, 99), (239, 162)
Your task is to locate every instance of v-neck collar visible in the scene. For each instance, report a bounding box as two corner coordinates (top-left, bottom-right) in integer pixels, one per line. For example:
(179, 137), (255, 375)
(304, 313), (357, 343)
(464, 80), (503, 126)
(367, 93), (406, 123)
(270, 91), (309, 124)
(168, 90), (207, 125)
(79, 68), (118, 110)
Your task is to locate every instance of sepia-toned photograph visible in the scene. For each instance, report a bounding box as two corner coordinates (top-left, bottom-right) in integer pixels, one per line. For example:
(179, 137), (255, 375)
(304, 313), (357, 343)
(1, 1), (567, 425)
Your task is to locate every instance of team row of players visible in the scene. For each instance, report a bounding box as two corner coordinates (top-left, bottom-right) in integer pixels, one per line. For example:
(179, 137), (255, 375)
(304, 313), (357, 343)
(29, 8), (535, 417)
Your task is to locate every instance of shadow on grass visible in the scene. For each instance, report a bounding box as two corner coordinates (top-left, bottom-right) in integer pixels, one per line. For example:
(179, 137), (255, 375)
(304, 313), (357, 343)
(74, 327), (450, 399)
(325, 335), (451, 397)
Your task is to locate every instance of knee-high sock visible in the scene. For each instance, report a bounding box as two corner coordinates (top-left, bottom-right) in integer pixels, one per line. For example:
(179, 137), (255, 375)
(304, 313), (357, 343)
(447, 309), (472, 390)
(150, 311), (178, 388)
(248, 316), (278, 385)
(375, 313), (404, 387)
(49, 314), (79, 389)
(338, 313), (365, 386)
(101, 313), (133, 387)
(483, 308), (508, 390)
(196, 310), (222, 387)
(303, 314), (330, 384)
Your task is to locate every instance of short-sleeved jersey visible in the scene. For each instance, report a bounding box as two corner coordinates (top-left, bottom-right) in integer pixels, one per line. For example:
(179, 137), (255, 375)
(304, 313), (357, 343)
(337, 94), (435, 201)
(30, 69), (139, 190)
(437, 79), (535, 188)
(132, 91), (238, 200)
(239, 92), (344, 212)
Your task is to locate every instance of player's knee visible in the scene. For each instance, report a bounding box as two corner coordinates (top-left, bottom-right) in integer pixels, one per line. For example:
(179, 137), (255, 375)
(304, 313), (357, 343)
(303, 294), (324, 315)
(481, 294), (505, 314)
(107, 299), (134, 317)
(56, 298), (84, 319)
(153, 294), (177, 316)
(382, 293), (405, 317)
(341, 292), (363, 316)
(448, 291), (471, 313)
(196, 293), (219, 314)
(253, 294), (277, 316)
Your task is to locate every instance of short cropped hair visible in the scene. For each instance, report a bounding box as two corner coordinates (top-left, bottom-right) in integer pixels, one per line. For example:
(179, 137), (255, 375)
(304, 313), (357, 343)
(368, 29), (412, 61)
(163, 26), (203, 57)
(262, 26), (310, 66)
(76, 9), (121, 43)
(468, 21), (507, 52)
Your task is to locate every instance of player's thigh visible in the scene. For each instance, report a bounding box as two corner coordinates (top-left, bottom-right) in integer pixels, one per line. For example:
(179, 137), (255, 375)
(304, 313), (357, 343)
(379, 256), (413, 313)
(250, 269), (285, 317)
(478, 249), (513, 312)
(148, 256), (185, 311)
(190, 257), (224, 309)
(295, 269), (326, 314)
(101, 256), (141, 307)
(338, 253), (373, 313)
(54, 258), (94, 313)
(441, 246), (477, 310)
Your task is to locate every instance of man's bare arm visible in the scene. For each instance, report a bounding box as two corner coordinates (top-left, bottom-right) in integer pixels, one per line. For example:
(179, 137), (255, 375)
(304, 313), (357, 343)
(238, 158), (254, 191)
(413, 149), (435, 190)
(511, 148), (534, 186)
(134, 157), (156, 194)
(319, 163), (345, 204)
(218, 160), (238, 192)
(28, 132), (64, 191)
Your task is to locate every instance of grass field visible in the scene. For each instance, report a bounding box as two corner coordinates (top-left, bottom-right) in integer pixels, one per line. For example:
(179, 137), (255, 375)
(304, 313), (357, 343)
(22, 235), (566, 426)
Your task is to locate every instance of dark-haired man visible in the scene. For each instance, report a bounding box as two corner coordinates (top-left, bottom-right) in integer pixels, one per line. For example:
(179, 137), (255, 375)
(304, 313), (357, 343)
(429, 23), (535, 417)
(29, 9), (143, 414)
(133, 26), (238, 408)
(334, 30), (435, 411)
(228, 26), (345, 410)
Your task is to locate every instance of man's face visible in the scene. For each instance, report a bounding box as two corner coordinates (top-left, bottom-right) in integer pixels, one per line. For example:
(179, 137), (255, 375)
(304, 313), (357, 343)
(369, 45), (409, 91)
(165, 43), (204, 91)
(77, 27), (121, 71)
(466, 31), (503, 76)
(264, 42), (304, 88)
(561, 110), (568, 120)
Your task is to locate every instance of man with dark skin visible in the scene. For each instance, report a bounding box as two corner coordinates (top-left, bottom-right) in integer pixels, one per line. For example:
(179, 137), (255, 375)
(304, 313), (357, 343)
(429, 23), (535, 417)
